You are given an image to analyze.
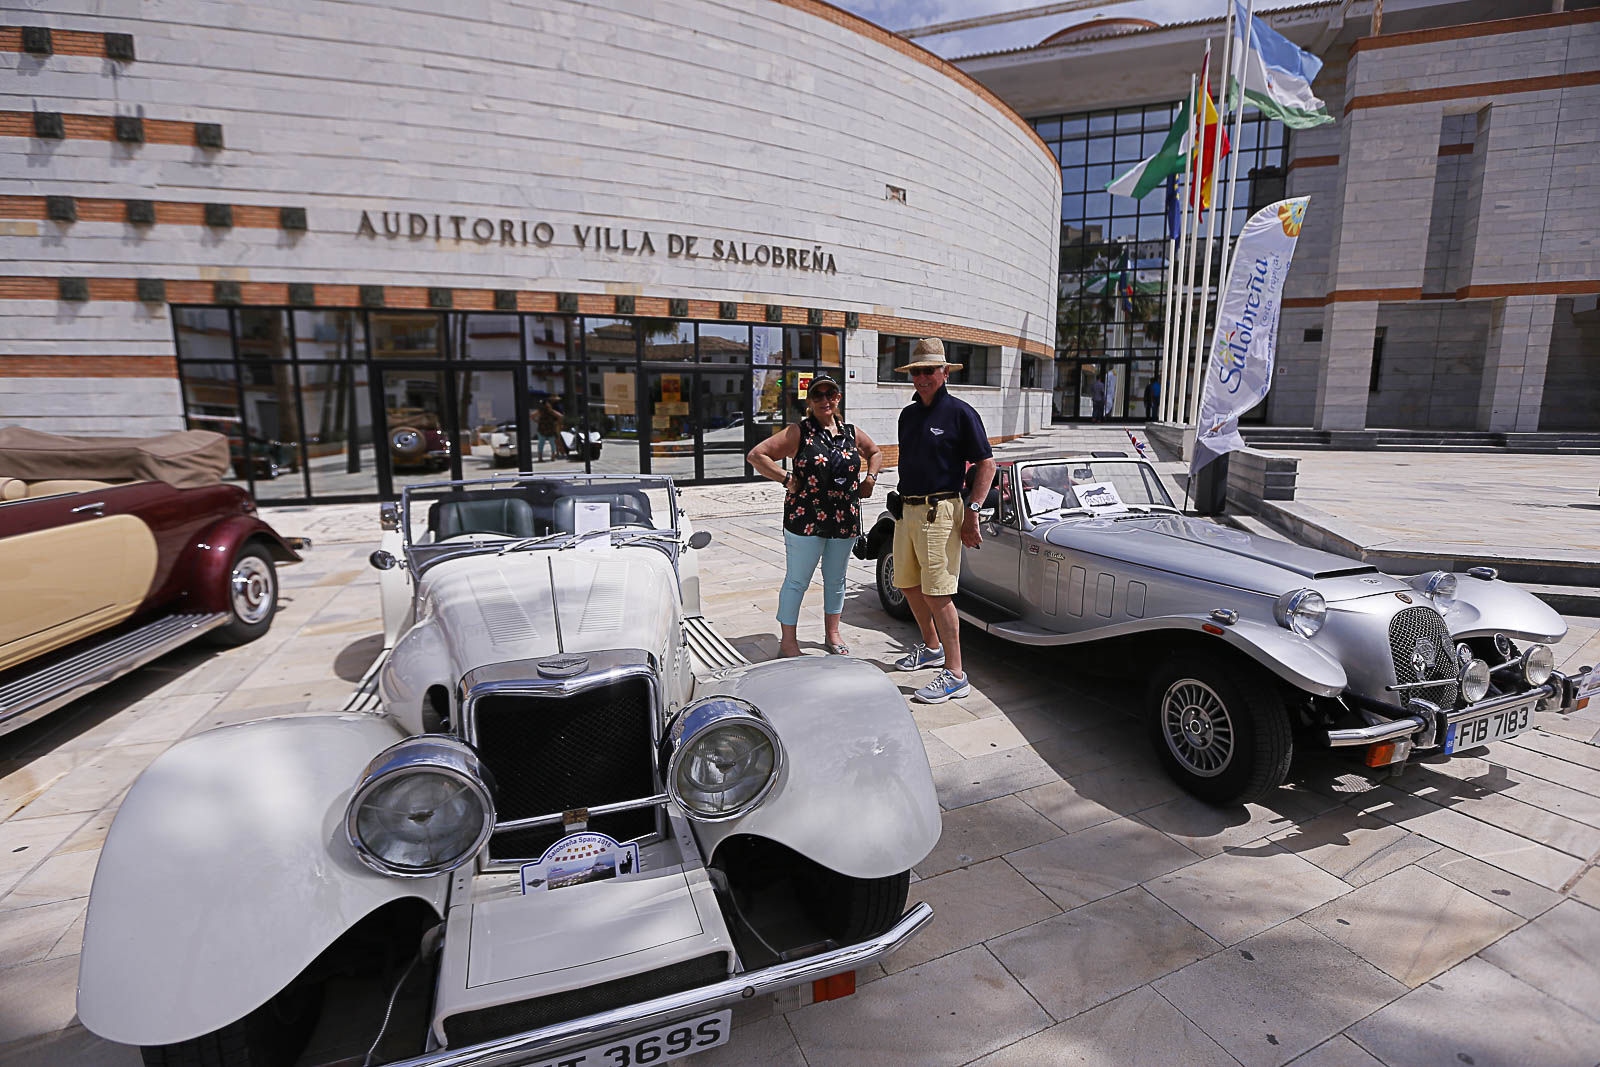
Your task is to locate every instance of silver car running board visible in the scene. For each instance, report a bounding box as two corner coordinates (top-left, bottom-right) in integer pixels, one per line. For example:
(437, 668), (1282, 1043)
(684, 614), (749, 673)
(0, 612), (230, 737)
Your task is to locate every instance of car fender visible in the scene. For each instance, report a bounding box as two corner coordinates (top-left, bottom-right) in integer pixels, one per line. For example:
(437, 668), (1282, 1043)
(1125, 614), (1346, 696)
(377, 529), (414, 647)
(78, 713), (444, 1047)
(687, 657), (940, 879)
(379, 610), (452, 736)
(182, 515), (302, 614)
(1424, 573), (1568, 644)
(678, 513), (703, 617)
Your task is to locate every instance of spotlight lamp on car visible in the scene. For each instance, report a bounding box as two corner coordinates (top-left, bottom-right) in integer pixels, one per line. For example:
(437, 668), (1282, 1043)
(1273, 588), (1326, 638)
(663, 696), (783, 821)
(344, 736), (495, 878)
(1458, 657), (1492, 703)
(1520, 644), (1554, 688)
(1421, 571), (1457, 610)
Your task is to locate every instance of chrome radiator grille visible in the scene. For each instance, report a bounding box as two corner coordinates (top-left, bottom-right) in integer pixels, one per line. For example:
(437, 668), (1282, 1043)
(1389, 606), (1459, 707)
(472, 676), (658, 861)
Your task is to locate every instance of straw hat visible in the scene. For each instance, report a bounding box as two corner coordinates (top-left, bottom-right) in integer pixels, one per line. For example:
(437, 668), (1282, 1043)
(895, 337), (963, 372)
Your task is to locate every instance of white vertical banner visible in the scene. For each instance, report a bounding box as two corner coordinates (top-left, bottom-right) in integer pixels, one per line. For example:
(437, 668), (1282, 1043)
(1190, 197), (1309, 478)
(751, 326), (770, 411)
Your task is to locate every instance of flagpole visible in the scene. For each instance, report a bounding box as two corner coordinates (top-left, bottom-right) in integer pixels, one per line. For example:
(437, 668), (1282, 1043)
(1171, 71), (1200, 425)
(1216, 0), (1257, 298)
(1189, 2), (1235, 426)
(1158, 229), (1175, 422)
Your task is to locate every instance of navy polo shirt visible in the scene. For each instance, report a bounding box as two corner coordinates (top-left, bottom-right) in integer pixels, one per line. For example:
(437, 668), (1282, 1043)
(897, 385), (992, 495)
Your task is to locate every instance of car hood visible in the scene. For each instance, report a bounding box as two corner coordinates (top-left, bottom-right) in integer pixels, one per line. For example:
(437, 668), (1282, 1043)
(1039, 514), (1404, 600)
(419, 546), (681, 675)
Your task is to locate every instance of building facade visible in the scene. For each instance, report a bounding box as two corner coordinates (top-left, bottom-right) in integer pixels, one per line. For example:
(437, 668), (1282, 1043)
(955, 0), (1600, 434)
(0, 0), (1059, 502)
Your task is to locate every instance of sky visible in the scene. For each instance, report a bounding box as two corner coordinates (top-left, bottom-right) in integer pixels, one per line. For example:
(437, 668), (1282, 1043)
(834, 1), (1236, 58)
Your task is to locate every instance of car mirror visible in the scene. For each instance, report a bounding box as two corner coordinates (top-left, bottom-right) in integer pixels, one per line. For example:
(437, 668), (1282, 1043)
(688, 531), (712, 550)
(369, 550), (398, 571)
(378, 502), (400, 532)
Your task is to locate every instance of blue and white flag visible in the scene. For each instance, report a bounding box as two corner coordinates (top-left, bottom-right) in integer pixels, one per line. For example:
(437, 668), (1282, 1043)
(1231, 0), (1334, 128)
(1191, 197), (1309, 477)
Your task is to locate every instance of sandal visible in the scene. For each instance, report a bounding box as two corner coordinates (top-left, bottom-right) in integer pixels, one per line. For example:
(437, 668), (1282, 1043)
(824, 641), (850, 656)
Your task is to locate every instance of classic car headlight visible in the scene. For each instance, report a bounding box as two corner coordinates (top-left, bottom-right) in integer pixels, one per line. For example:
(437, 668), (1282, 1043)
(664, 696), (782, 821)
(1422, 571), (1457, 609)
(1459, 658), (1492, 703)
(344, 736), (494, 878)
(1521, 644), (1554, 687)
(1273, 588), (1326, 638)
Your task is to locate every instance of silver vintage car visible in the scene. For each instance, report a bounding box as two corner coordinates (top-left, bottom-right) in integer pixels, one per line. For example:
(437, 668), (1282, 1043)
(873, 455), (1590, 805)
(80, 473), (939, 1067)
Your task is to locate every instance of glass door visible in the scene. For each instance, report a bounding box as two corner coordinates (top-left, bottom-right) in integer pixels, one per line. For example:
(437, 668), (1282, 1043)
(644, 369), (695, 482)
(697, 366), (750, 480)
(455, 367), (523, 478)
(376, 366), (454, 493)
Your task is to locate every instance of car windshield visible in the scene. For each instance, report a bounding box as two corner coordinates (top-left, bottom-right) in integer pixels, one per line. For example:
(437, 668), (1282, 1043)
(399, 474), (678, 569)
(1017, 460), (1175, 519)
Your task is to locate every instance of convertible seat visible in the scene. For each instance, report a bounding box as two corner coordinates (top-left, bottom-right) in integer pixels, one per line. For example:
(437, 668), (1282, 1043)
(551, 491), (652, 533)
(429, 496), (538, 540)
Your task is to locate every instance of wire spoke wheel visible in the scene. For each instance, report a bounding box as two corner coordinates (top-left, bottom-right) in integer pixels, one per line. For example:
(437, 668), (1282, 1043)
(1161, 677), (1235, 778)
(231, 555), (276, 625)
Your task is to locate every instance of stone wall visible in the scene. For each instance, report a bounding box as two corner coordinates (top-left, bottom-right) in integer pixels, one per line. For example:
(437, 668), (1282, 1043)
(1540, 298), (1600, 432)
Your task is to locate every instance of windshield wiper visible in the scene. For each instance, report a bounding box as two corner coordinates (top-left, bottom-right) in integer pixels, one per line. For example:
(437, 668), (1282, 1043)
(497, 531), (579, 555)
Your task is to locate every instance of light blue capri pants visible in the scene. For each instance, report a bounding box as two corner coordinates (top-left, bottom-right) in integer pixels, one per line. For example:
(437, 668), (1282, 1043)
(777, 531), (855, 626)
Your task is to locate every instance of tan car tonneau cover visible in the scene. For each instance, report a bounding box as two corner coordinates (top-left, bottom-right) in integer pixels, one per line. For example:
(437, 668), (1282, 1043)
(0, 428), (230, 489)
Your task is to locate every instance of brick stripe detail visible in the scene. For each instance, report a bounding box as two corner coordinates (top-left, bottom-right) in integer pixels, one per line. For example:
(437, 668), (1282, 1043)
(0, 196), (289, 228)
(1346, 70), (1600, 112)
(1287, 155), (1340, 171)
(876, 433), (1023, 469)
(0, 356), (176, 377)
(1283, 279), (1600, 309)
(1438, 143), (1474, 157)
(0, 26), (110, 57)
(0, 110), (206, 146)
(770, 0), (1056, 169)
(1282, 296), (1329, 308)
(1349, 8), (1600, 54)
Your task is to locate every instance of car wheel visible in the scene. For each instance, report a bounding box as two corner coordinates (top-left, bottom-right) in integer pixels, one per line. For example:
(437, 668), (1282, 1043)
(803, 869), (911, 945)
(876, 549), (913, 621)
(213, 545), (278, 646)
(140, 977), (320, 1067)
(1146, 654), (1292, 805)
(390, 426), (426, 460)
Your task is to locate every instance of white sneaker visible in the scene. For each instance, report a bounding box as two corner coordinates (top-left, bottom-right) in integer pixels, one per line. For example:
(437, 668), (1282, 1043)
(896, 643), (946, 672)
(913, 669), (971, 704)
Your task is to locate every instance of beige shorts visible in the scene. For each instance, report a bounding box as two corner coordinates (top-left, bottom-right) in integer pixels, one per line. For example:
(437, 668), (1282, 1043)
(892, 497), (963, 597)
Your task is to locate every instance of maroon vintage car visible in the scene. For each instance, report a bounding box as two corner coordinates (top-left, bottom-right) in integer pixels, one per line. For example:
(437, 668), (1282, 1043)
(0, 427), (305, 735)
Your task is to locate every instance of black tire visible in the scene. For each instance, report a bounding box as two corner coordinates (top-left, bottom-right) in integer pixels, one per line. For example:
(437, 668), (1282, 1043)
(877, 549), (913, 621)
(1145, 653), (1292, 805)
(141, 978), (321, 1067)
(803, 868), (911, 945)
(212, 545), (278, 647)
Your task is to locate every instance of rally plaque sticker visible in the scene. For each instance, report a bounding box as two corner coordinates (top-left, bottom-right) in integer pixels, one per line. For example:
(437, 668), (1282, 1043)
(521, 831), (642, 893)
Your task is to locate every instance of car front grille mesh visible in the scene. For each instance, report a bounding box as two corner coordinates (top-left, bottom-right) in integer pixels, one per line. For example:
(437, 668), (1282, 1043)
(1389, 606), (1459, 707)
(473, 677), (658, 862)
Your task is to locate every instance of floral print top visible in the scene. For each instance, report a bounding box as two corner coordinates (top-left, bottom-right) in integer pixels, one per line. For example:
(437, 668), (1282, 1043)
(784, 416), (860, 539)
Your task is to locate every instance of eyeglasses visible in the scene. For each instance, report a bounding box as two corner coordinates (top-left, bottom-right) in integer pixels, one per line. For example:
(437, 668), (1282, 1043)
(909, 367), (941, 378)
(810, 390), (839, 401)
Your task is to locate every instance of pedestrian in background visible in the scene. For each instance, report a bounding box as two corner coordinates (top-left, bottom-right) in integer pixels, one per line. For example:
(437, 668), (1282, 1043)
(748, 374), (882, 658)
(1145, 375), (1160, 420)
(1090, 372), (1106, 422)
(534, 398), (563, 461)
(891, 339), (996, 703)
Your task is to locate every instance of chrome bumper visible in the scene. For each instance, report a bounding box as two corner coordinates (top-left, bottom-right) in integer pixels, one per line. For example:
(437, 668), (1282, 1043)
(1326, 671), (1571, 748)
(384, 902), (934, 1067)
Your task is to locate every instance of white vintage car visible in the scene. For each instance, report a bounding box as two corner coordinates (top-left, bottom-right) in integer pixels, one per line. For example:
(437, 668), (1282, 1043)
(79, 473), (939, 1067)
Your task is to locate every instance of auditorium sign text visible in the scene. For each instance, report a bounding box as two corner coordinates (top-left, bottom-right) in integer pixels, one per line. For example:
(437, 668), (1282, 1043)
(355, 209), (839, 274)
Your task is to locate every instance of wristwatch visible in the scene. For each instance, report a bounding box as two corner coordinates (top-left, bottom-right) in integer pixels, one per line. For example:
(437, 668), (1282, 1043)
(967, 500), (984, 514)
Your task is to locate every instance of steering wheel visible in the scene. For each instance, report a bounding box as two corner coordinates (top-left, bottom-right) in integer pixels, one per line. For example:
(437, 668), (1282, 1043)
(607, 504), (650, 527)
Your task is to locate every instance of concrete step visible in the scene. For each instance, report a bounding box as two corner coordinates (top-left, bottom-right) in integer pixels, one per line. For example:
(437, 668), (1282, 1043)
(1517, 583), (1600, 619)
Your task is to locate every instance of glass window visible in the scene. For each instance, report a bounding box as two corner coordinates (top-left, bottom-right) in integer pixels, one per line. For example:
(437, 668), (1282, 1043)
(1088, 112), (1114, 133)
(876, 334), (909, 383)
(525, 315), (574, 362)
(588, 364), (642, 475)
(642, 320), (695, 361)
(299, 360), (377, 499)
(1059, 139), (1086, 167)
(293, 310), (366, 360)
(181, 363), (251, 494)
(1034, 118), (1061, 140)
(698, 323), (750, 365)
(526, 363), (587, 469)
(459, 314), (522, 360)
(1062, 167), (1087, 195)
(371, 312), (443, 359)
(818, 330), (842, 368)
(234, 359), (306, 501)
(1113, 133), (1141, 161)
(236, 309), (291, 361)
(1060, 115), (1087, 139)
(783, 328), (817, 367)
(174, 308), (234, 361)
(581, 318), (636, 362)
(1087, 137), (1112, 164)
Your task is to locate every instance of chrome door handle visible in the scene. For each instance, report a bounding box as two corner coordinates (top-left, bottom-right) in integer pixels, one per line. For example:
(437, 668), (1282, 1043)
(70, 501), (105, 515)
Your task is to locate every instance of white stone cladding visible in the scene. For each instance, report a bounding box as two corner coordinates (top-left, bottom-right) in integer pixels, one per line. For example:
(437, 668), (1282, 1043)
(0, 0), (1061, 451)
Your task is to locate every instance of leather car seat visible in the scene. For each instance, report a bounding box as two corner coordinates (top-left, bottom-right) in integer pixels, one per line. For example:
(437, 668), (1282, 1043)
(429, 496), (538, 540)
(551, 491), (652, 532)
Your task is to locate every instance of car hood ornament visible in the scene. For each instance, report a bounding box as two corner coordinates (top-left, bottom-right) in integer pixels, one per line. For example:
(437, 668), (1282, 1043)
(537, 654), (589, 678)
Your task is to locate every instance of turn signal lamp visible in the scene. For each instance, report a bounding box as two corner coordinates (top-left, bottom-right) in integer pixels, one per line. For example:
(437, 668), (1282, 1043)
(1365, 739), (1413, 768)
(813, 971), (856, 1002)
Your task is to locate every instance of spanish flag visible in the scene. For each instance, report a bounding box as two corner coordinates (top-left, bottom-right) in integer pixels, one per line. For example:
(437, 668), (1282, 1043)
(1190, 61), (1230, 212)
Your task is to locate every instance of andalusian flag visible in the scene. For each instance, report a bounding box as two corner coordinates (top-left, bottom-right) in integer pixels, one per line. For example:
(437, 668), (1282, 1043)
(1230, 0), (1334, 128)
(1190, 66), (1229, 211)
(1105, 95), (1193, 201)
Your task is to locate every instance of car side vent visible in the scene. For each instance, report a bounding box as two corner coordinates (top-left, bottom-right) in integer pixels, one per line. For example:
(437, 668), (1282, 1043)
(1314, 566), (1379, 579)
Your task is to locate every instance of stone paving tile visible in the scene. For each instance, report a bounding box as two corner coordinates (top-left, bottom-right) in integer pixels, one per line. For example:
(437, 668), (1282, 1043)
(0, 847), (101, 911)
(988, 888), (1221, 1021)
(917, 731), (964, 769)
(1004, 816), (1200, 910)
(1302, 867), (1523, 987)
(1570, 866), (1600, 909)
(1349, 956), (1600, 1067)
(0, 954), (82, 1046)
(1406, 755), (1600, 831)
(1416, 848), (1565, 920)
(0, 1024), (140, 1067)
(0, 899), (87, 969)
(1478, 899), (1600, 1023)
(1137, 788), (1336, 858)
(0, 813), (85, 899)
(913, 795), (1063, 879)
(10, 743), (168, 821)
(1155, 919), (1406, 1067)
(1017, 761), (1187, 834)
(933, 716), (1034, 759)
(894, 859), (1060, 975)
(1509, 729), (1600, 771)
(1145, 842), (1352, 946)
(1400, 768), (1600, 859)
(930, 746), (1062, 811)
(1481, 741), (1600, 797)
(967, 986), (1237, 1067)
(688, 1016), (805, 1067)
(1287, 1034), (1385, 1067)
(784, 946), (1052, 1067)
(1268, 807), (1443, 887)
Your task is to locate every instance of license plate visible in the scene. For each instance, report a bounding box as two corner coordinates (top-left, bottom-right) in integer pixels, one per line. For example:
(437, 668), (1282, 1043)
(526, 1010), (731, 1067)
(1445, 701), (1534, 753)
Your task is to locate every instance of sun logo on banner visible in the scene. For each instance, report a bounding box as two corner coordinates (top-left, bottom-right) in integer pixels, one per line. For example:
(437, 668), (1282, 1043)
(1278, 200), (1306, 236)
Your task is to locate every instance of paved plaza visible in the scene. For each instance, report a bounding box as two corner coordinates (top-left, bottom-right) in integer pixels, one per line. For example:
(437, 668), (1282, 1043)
(1, 435), (1598, 1066)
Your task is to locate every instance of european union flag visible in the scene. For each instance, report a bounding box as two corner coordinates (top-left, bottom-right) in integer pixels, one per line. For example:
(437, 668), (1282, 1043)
(1164, 175), (1181, 243)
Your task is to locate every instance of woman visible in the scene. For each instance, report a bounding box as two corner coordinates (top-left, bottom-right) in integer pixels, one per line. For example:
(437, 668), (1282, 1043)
(747, 374), (882, 658)
(535, 398), (563, 462)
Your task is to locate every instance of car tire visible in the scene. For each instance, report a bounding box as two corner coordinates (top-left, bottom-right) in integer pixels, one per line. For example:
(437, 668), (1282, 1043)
(212, 545), (278, 647)
(876, 549), (913, 621)
(390, 426), (426, 460)
(140, 977), (320, 1067)
(1146, 654), (1292, 805)
(803, 868), (911, 945)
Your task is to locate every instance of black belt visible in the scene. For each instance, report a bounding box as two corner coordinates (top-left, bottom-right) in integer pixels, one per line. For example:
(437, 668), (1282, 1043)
(899, 491), (960, 505)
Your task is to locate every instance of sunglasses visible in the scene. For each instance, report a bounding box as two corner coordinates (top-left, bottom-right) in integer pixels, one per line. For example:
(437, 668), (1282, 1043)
(909, 367), (941, 378)
(810, 389), (839, 401)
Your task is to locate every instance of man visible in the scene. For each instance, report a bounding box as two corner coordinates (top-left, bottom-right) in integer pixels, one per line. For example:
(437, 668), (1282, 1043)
(1103, 366), (1118, 420)
(1089, 372), (1106, 422)
(891, 338), (997, 703)
(1144, 375), (1160, 420)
